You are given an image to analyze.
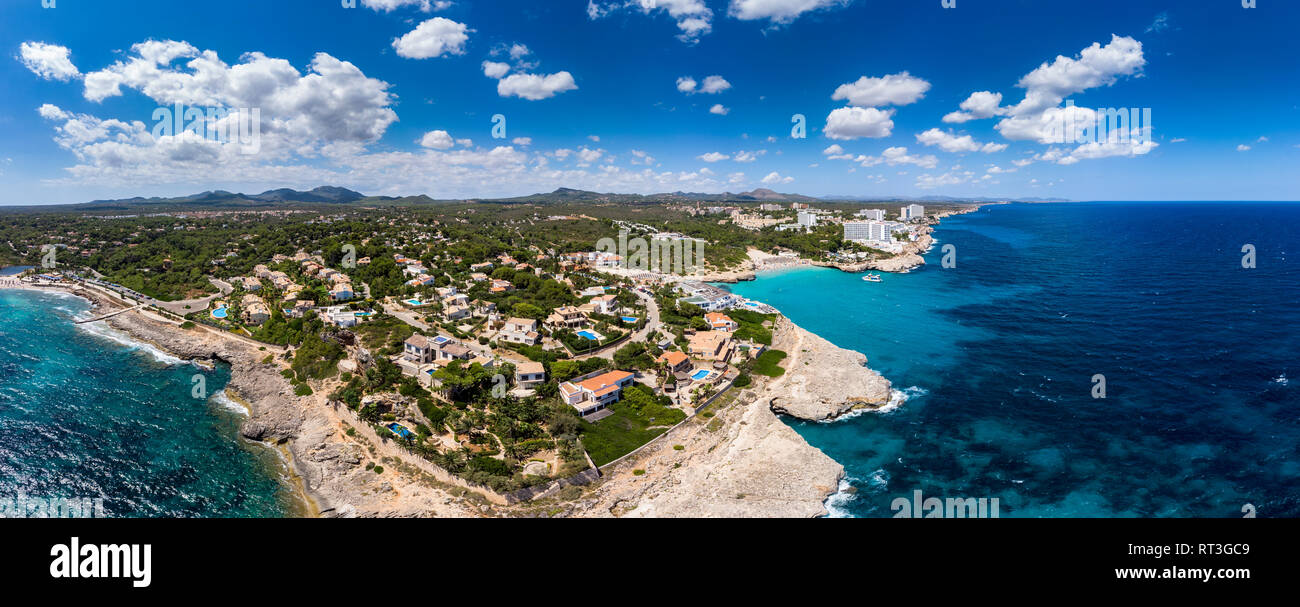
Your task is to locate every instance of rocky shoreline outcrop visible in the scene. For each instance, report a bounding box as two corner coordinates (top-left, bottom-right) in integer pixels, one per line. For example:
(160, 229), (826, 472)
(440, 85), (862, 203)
(562, 389), (845, 518)
(60, 287), (480, 518)
(763, 317), (894, 422)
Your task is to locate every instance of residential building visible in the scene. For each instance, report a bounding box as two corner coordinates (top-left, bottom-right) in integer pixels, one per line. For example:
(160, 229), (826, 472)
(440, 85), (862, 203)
(241, 294), (271, 325)
(856, 209), (886, 220)
(515, 361), (546, 389)
(704, 312), (738, 332)
(688, 330), (733, 362)
(656, 350), (692, 375)
(797, 211), (818, 227)
(900, 204), (925, 221)
(404, 335), (435, 364)
(559, 370), (636, 416)
(499, 317), (540, 346)
(546, 306), (588, 330)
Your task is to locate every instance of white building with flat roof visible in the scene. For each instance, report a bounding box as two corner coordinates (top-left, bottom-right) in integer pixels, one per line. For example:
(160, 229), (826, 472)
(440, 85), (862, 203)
(856, 209), (886, 221)
(900, 204), (925, 221)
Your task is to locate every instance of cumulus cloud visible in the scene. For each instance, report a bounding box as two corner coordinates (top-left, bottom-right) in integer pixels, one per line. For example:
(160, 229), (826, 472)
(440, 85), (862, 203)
(419, 130), (455, 149)
(824, 107), (894, 139)
(18, 42), (81, 81)
(677, 74), (731, 94)
(915, 128), (1006, 154)
(392, 17), (470, 59)
(75, 40), (398, 151)
(698, 152), (730, 162)
(942, 91), (1004, 123)
(588, 0), (714, 43)
(482, 60), (511, 78)
(1237, 144), (1251, 152)
(729, 0), (853, 24)
(761, 171), (793, 185)
(935, 35), (1153, 165)
(494, 71), (578, 100)
(832, 72), (930, 107)
(709, 104), (730, 115)
(511, 137), (532, 146)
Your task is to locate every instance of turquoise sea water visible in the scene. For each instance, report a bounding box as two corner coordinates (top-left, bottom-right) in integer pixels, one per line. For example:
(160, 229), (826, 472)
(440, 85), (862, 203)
(0, 289), (297, 517)
(725, 202), (1300, 518)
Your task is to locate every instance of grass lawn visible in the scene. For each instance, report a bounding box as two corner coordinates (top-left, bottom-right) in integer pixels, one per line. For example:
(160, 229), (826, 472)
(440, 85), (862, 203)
(580, 403), (686, 467)
(753, 349), (788, 377)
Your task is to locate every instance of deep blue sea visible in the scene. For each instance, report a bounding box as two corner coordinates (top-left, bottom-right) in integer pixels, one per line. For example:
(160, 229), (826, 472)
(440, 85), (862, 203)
(0, 289), (298, 517)
(726, 202), (1300, 518)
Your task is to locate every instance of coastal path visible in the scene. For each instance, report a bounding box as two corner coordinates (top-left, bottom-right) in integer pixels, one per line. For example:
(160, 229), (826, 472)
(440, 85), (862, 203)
(75, 303), (145, 324)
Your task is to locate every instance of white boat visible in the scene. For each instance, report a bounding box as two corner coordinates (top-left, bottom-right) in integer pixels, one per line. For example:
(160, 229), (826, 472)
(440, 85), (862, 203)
(863, 274), (882, 283)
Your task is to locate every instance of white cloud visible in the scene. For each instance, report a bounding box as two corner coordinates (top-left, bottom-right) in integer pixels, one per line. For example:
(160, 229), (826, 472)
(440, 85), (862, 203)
(76, 41), (397, 149)
(482, 60), (511, 78)
(392, 17), (470, 59)
(822, 144), (845, 156)
(362, 0), (453, 12)
(915, 171), (972, 189)
(509, 44), (531, 60)
(729, 0), (852, 25)
(832, 72), (930, 107)
(1169, 137), (1186, 143)
(512, 137), (532, 146)
(1257, 136), (1269, 143)
(589, 0), (714, 43)
(915, 128), (1010, 154)
(761, 171), (793, 185)
(733, 150), (764, 162)
(709, 104), (730, 115)
(419, 130), (455, 149)
(934, 36), (1156, 167)
(699, 75), (731, 94)
(495, 71), (578, 100)
(679, 74), (731, 94)
(18, 42), (81, 81)
(824, 107), (894, 139)
(942, 91), (1004, 123)
(698, 152), (730, 162)
(1237, 144), (1251, 152)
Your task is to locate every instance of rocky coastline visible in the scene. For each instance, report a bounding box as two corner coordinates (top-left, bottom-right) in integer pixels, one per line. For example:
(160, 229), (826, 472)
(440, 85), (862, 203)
(764, 316), (895, 422)
(23, 283), (849, 518)
(59, 284), (483, 518)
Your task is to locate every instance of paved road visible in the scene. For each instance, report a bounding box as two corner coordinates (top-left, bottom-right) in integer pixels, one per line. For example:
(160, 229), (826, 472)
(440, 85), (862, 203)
(576, 289), (662, 361)
(154, 277), (234, 316)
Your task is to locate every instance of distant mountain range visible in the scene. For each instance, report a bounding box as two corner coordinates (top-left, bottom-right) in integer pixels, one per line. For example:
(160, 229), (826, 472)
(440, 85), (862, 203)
(25, 186), (1068, 212)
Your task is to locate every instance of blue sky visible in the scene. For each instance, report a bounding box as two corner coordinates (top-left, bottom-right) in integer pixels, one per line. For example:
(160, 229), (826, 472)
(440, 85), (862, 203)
(3, 0), (1298, 205)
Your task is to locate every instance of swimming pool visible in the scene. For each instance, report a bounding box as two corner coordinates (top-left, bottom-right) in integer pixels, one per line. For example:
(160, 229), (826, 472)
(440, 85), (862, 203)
(387, 423), (414, 439)
(690, 369), (712, 381)
(211, 307), (228, 319)
(621, 316), (638, 323)
(577, 330), (600, 341)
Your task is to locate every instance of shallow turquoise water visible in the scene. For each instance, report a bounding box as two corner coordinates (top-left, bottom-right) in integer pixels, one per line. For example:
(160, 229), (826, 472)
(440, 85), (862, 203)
(0, 289), (296, 517)
(726, 202), (1300, 518)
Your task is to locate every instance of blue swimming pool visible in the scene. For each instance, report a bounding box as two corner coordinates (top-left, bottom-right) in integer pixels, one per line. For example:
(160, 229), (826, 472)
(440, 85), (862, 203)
(211, 307), (228, 319)
(577, 330), (600, 341)
(387, 423), (414, 439)
(404, 299), (423, 306)
(690, 369), (711, 381)
(621, 316), (638, 323)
